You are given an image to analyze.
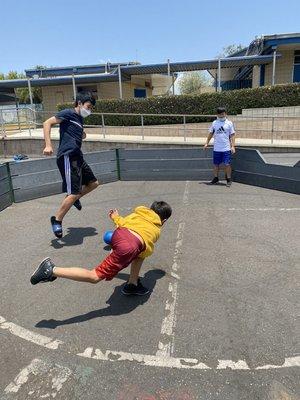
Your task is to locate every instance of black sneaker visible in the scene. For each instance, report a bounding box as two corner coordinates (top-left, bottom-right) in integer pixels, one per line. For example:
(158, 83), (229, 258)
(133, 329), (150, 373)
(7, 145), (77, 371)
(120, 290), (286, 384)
(226, 178), (232, 187)
(210, 177), (219, 185)
(50, 216), (63, 238)
(30, 257), (56, 285)
(73, 199), (82, 211)
(121, 279), (150, 296)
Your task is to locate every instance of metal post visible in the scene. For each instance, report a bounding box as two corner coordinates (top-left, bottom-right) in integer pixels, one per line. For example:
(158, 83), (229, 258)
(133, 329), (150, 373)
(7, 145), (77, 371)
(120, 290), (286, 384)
(271, 116), (275, 144)
(0, 109), (6, 138)
(115, 148), (121, 180)
(71, 74), (77, 99)
(118, 65), (123, 99)
(27, 108), (32, 137)
(16, 107), (21, 132)
(27, 78), (34, 106)
(101, 114), (106, 138)
(183, 115), (186, 142)
(217, 58), (221, 92)
(272, 49), (277, 86)
(167, 59), (171, 76)
(6, 162), (15, 203)
(172, 73), (175, 95)
(141, 115), (144, 140)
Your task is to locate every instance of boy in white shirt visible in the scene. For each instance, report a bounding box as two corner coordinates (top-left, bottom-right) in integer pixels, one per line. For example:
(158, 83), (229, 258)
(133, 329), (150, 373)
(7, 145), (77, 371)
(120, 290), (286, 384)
(204, 107), (236, 187)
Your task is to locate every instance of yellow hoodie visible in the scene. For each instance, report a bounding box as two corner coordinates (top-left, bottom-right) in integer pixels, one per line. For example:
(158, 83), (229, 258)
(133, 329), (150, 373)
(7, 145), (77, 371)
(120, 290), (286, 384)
(111, 206), (162, 259)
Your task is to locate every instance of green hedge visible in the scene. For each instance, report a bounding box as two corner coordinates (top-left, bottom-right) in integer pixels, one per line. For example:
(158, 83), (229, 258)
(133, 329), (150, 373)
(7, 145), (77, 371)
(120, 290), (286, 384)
(57, 83), (300, 126)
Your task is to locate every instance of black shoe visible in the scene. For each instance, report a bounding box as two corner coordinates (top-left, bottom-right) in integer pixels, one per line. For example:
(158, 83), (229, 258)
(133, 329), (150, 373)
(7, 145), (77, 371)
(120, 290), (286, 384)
(73, 199), (82, 211)
(30, 257), (56, 285)
(226, 178), (232, 187)
(210, 177), (219, 185)
(50, 216), (63, 238)
(121, 278), (150, 296)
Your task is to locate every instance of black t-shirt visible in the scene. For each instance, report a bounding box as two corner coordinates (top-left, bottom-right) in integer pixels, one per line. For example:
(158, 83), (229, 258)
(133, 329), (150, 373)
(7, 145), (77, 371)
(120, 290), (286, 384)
(55, 109), (84, 158)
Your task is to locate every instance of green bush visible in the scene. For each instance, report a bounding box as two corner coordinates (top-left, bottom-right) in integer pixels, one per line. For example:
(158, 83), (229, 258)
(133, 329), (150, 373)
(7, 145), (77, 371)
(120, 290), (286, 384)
(57, 83), (300, 126)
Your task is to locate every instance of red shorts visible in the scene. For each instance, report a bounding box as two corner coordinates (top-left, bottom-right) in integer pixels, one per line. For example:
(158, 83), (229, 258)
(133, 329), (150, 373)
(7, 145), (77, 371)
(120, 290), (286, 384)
(94, 227), (145, 281)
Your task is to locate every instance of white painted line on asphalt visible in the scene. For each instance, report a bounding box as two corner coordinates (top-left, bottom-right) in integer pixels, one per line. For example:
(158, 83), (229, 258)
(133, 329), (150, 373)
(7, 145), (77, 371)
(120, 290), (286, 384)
(0, 315), (63, 350)
(78, 347), (300, 371)
(255, 356), (300, 370)
(4, 358), (72, 397)
(1, 314), (299, 372)
(228, 207), (300, 211)
(156, 181), (189, 357)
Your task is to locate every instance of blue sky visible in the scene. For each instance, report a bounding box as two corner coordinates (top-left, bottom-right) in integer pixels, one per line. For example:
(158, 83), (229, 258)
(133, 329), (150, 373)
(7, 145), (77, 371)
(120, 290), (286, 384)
(1, 0), (299, 74)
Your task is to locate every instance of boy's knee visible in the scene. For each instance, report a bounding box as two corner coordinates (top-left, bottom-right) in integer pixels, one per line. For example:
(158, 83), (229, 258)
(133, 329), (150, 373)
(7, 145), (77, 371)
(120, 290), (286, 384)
(91, 180), (100, 189)
(90, 270), (102, 284)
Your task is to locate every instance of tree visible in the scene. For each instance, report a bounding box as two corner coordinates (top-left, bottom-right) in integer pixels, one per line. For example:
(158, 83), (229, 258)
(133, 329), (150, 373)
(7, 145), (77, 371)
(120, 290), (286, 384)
(0, 67), (45, 104)
(217, 44), (245, 58)
(178, 71), (213, 95)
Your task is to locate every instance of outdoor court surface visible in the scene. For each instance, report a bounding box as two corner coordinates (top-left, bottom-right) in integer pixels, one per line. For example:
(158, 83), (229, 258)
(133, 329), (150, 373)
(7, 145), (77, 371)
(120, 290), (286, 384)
(0, 180), (299, 400)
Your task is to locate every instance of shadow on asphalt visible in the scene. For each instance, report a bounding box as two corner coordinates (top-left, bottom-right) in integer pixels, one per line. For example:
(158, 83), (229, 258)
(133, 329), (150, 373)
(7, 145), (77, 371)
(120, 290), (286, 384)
(51, 226), (98, 248)
(35, 269), (165, 329)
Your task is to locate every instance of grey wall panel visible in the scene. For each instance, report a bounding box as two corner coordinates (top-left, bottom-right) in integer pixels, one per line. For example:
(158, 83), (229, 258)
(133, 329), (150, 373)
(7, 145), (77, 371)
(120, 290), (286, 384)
(0, 192), (12, 211)
(14, 182), (63, 202)
(0, 178), (11, 196)
(9, 158), (57, 175)
(120, 159), (212, 171)
(232, 149), (265, 164)
(12, 171), (62, 190)
(233, 171), (300, 195)
(84, 150), (117, 164)
(119, 148), (213, 160)
(121, 169), (212, 181)
(0, 164), (9, 180)
(233, 161), (300, 180)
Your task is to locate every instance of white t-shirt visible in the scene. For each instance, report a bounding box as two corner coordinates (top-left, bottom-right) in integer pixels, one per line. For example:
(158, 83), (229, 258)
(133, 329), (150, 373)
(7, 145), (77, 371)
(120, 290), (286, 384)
(209, 118), (235, 152)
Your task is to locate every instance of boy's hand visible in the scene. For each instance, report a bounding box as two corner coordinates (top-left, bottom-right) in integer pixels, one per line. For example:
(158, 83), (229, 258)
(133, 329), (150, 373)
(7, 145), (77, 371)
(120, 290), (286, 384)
(109, 209), (119, 219)
(231, 146), (236, 154)
(43, 146), (53, 156)
(203, 143), (208, 149)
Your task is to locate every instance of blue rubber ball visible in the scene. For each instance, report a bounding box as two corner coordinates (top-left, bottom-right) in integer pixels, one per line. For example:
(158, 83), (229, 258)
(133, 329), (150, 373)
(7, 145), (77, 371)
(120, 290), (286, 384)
(103, 230), (114, 245)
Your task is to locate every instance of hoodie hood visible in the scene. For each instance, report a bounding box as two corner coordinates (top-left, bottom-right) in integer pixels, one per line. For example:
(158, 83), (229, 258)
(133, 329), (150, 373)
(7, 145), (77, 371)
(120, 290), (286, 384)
(134, 206), (162, 226)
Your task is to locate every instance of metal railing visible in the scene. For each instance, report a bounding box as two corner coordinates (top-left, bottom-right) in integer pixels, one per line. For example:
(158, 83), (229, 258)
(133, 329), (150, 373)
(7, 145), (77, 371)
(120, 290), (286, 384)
(1, 107), (300, 144)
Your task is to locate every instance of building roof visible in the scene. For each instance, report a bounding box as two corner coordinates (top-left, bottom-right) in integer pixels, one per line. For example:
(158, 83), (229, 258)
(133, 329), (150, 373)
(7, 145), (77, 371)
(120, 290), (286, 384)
(0, 54), (280, 89)
(25, 62), (139, 78)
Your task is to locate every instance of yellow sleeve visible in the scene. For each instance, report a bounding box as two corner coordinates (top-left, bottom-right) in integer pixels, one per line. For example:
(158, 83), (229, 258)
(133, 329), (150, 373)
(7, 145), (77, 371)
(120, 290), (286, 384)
(111, 215), (126, 227)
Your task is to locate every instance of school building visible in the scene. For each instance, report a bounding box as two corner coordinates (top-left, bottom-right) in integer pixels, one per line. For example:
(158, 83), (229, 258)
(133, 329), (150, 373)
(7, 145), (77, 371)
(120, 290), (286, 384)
(0, 32), (299, 113)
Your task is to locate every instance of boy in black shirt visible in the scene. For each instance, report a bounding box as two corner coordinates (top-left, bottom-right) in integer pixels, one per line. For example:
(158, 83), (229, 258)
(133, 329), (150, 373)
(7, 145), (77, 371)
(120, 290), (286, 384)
(43, 92), (99, 238)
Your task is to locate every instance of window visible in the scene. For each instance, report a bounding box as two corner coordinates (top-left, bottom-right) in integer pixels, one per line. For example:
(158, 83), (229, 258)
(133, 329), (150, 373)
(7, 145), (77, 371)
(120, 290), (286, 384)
(293, 50), (300, 83)
(134, 88), (146, 98)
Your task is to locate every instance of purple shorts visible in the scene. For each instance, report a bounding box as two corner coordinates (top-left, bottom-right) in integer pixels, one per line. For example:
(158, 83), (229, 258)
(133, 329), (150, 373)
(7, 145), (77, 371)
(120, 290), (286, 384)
(213, 151), (231, 166)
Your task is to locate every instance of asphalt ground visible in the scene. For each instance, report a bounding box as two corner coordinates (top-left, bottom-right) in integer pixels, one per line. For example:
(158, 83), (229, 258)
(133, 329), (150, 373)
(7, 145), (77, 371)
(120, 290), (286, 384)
(0, 180), (299, 400)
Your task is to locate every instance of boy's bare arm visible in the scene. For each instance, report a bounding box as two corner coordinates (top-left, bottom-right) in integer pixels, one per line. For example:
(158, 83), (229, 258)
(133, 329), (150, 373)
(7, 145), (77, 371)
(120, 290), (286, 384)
(230, 134), (236, 153)
(204, 133), (213, 148)
(109, 209), (126, 226)
(43, 116), (61, 155)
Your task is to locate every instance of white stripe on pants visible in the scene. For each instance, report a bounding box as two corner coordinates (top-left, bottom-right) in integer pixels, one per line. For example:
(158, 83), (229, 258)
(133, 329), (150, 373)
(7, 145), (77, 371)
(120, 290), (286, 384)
(64, 155), (72, 195)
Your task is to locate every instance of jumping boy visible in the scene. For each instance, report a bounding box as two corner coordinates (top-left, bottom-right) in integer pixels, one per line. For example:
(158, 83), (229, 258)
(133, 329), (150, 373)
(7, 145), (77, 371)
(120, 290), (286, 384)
(204, 107), (236, 187)
(30, 201), (172, 295)
(43, 92), (99, 238)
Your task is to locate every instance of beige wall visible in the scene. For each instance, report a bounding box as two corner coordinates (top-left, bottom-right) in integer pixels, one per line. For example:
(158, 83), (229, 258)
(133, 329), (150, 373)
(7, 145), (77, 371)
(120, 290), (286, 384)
(264, 47), (297, 86)
(41, 80), (155, 112)
(41, 85), (74, 113)
(252, 65), (260, 88)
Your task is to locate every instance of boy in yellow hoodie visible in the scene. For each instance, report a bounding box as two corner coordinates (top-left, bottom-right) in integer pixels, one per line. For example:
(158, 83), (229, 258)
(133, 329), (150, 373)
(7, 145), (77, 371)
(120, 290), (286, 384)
(30, 201), (172, 295)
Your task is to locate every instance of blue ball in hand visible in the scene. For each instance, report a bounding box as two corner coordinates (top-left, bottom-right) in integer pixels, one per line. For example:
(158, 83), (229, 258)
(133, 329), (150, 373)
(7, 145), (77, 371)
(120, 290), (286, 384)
(103, 230), (114, 245)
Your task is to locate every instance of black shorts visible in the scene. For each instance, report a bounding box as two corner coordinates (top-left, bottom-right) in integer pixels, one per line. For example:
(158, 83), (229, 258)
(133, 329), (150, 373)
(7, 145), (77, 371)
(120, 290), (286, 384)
(57, 155), (97, 195)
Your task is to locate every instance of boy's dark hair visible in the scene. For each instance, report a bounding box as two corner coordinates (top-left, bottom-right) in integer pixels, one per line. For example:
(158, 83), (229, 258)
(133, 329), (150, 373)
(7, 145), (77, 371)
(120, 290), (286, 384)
(75, 92), (96, 107)
(217, 107), (226, 114)
(150, 201), (172, 221)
